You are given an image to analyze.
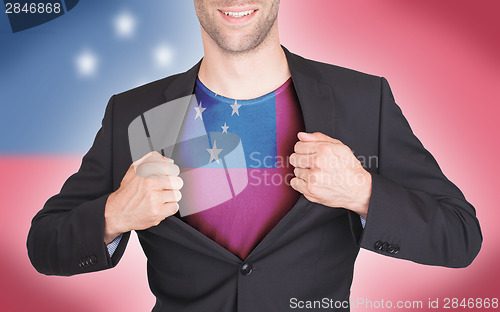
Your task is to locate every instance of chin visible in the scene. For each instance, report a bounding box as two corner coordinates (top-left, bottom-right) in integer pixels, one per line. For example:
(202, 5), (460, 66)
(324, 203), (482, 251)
(219, 35), (262, 54)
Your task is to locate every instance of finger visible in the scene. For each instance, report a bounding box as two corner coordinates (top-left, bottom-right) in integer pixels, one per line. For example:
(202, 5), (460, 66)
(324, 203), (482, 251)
(133, 151), (162, 166)
(122, 160), (139, 184)
(163, 158), (174, 164)
(147, 176), (183, 192)
(161, 202), (180, 217)
(136, 161), (180, 178)
(293, 167), (310, 181)
(165, 162), (180, 176)
(294, 167), (325, 186)
(125, 151), (160, 183)
(161, 176), (184, 190)
(294, 141), (315, 154)
(158, 189), (182, 203)
(290, 177), (315, 197)
(297, 132), (342, 144)
(289, 153), (315, 168)
(290, 177), (320, 203)
(294, 141), (336, 155)
(141, 154), (175, 165)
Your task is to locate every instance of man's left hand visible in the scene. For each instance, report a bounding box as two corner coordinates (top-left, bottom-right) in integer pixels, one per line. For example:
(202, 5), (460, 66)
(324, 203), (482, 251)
(289, 132), (372, 219)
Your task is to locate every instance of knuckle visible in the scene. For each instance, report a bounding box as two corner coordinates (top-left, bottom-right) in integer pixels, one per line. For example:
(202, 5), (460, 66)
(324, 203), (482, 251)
(141, 177), (156, 188)
(293, 142), (301, 153)
(310, 167), (322, 177)
(317, 144), (328, 154)
(173, 164), (181, 176)
(151, 220), (160, 227)
(163, 176), (173, 189)
(319, 144), (334, 157)
(166, 163), (180, 176)
(305, 194), (318, 203)
(138, 162), (152, 171)
(172, 176), (184, 189)
(144, 178), (158, 189)
(173, 190), (182, 202)
(302, 158), (309, 168)
(289, 153), (296, 166)
(340, 144), (352, 155)
(166, 202), (179, 215)
(164, 157), (174, 163)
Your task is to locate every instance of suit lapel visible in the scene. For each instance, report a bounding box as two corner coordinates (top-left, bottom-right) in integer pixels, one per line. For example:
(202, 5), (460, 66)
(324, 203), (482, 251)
(154, 47), (337, 261)
(163, 60), (201, 102)
(283, 46), (336, 137)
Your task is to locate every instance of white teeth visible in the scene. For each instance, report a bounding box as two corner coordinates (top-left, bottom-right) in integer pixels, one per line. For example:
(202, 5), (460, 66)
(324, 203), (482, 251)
(222, 10), (255, 18)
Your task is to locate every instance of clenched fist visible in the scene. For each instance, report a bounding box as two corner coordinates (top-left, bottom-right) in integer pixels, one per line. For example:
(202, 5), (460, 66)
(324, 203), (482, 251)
(104, 151), (183, 244)
(289, 132), (372, 218)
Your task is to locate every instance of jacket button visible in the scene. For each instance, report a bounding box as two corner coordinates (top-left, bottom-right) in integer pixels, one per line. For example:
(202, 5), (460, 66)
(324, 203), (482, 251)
(79, 259), (87, 268)
(374, 241), (383, 251)
(381, 242), (389, 252)
(89, 256), (97, 265)
(240, 263), (253, 276)
(393, 245), (400, 254)
(387, 244), (395, 254)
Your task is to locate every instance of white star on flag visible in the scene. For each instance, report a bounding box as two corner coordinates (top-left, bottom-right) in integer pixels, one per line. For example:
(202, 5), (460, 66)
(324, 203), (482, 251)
(207, 140), (223, 164)
(230, 100), (241, 116)
(221, 122), (229, 133)
(194, 101), (206, 120)
(75, 49), (98, 77)
(153, 43), (174, 68)
(113, 10), (137, 39)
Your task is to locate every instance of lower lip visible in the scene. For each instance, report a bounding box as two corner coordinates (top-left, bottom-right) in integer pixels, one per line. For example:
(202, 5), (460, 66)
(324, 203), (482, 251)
(218, 10), (258, 24)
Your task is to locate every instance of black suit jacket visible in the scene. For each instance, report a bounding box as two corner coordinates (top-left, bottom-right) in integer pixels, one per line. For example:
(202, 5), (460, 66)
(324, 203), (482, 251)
(27, 46), (482, 311)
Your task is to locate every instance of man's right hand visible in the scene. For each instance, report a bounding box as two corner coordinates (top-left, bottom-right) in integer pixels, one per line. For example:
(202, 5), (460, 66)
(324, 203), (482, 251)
(103, 151), (183, 244)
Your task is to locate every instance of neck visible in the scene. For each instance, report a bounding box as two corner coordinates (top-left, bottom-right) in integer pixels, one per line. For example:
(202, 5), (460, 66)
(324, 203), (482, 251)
(198, 26), (291, 100)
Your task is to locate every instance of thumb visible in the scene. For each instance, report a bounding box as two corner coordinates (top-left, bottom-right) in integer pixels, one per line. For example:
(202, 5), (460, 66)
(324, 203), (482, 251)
(297, 132), (341, 144)
(133, 151), (160, 167)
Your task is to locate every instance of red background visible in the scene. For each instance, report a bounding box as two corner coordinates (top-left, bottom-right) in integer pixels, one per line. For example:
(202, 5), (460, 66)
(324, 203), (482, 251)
(1, 0), (499, 311)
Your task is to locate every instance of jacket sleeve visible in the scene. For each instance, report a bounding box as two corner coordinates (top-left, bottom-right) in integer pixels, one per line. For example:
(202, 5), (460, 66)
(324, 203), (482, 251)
(27, 96), (131, 276)
(355, 77), (482, 268)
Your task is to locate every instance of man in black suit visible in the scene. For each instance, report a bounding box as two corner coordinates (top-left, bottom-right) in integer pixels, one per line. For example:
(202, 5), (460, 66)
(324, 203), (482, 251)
(27, 1), (482, 311)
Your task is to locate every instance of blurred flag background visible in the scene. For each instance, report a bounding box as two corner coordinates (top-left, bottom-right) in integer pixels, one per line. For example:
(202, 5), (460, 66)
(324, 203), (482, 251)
(0, 0), (499, 311)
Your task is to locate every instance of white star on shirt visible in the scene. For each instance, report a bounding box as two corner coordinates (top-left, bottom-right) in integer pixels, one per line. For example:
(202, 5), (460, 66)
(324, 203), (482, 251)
(230, 100), (241, 116)
(194, 101), (206, 120)
(207, 140), (223, 164)
(221, 122), (229, 133)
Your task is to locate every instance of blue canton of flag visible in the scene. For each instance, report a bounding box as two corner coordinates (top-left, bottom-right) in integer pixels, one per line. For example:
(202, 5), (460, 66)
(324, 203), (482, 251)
(190, 77), (278, 169)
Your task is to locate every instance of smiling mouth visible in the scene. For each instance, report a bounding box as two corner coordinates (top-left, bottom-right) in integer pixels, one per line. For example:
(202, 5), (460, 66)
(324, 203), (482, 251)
(220, 9), (257, 18)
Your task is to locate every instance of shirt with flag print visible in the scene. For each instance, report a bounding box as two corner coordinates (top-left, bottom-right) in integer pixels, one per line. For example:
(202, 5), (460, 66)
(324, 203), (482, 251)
(177, 77), (305, 260)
